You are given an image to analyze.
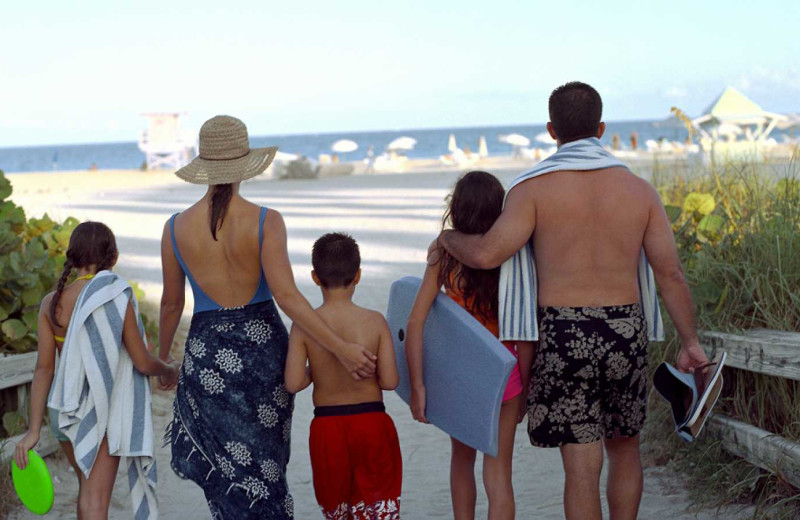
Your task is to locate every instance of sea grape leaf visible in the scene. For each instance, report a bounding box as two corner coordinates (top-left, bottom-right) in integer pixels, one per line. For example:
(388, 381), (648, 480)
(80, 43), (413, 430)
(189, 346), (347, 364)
(698, 214), (726, 238)
(1, 319), (28, 341)
(0, 172), (11, 201)
(664, 205), (682, 223)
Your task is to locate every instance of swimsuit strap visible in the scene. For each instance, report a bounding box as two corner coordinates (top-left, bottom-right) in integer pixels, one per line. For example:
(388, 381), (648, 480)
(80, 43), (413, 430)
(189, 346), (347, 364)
(54, 335), (65, 342)
(258, 206), (267, 252)
(75, 274), (95, 281)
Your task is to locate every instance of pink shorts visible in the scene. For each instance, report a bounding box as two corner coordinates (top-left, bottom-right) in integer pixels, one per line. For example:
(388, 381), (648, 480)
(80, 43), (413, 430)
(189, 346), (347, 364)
(501, 341), (523, 402)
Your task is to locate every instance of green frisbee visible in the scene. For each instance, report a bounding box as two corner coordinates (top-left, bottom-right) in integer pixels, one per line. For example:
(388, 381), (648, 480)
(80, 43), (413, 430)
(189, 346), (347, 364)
(11, 450), (54, 515)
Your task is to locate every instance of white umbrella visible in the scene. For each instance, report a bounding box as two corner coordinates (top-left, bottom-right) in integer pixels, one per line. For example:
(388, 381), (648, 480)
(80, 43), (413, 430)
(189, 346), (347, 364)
(535, 131), (556, 144)
(499, 133), (531, 147)
(478, 136), (488, 157)
(447, 134), (458, 153)
(387, 136), (417, 151)
(331, 139), (358, 153)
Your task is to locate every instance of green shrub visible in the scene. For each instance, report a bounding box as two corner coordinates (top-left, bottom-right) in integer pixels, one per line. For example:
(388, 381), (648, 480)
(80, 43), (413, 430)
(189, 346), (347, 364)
(646, 153), (800, 516)
(0, 170), (78, 354)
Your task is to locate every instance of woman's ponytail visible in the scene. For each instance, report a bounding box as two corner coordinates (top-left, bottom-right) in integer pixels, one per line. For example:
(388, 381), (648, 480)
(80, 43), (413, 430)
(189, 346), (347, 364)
(209, 183), (234, 240)
(50, 259), (73, 328)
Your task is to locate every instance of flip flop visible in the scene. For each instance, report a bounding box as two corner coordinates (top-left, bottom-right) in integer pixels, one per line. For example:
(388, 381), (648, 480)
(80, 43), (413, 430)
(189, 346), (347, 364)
(653, 351), (726, 442)
(11, 450), (54, 515)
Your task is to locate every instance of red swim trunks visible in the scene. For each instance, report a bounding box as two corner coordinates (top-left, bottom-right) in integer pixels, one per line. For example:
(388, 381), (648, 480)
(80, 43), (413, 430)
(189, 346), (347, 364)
(309, 402), (402, 520)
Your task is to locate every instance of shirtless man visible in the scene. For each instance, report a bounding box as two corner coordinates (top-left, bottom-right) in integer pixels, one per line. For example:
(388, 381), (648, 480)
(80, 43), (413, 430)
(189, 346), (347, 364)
(284, 232), (402, 519)
(440, 82), (709, 520)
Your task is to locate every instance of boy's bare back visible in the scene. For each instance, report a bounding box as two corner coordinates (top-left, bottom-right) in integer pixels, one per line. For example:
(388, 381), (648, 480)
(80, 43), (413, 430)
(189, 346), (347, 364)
(297, 302), (395, 407)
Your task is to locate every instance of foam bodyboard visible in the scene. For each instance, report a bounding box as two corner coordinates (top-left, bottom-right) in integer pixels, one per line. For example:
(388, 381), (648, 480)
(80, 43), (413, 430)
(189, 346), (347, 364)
(386, 276), (516, 456)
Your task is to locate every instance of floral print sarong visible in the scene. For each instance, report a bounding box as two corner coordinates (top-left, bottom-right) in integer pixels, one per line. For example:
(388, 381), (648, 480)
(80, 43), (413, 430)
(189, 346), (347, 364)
(527, 304), (648, 448)
(168, 300), (295, 519)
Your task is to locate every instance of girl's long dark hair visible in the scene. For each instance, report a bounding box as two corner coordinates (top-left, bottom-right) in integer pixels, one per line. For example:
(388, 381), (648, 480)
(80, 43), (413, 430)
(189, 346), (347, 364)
(50, 222), (118, 327)
(436, 171), (505, 322)
(209, 183), (234, 240)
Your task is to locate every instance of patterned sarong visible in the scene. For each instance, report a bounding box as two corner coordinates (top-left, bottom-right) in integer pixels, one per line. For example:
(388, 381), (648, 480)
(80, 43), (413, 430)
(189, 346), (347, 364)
(168, 300), (295, 519)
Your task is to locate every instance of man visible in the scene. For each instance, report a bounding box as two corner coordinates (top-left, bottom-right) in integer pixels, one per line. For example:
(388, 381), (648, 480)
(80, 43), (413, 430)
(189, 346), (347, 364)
(440, 82), (709, 520)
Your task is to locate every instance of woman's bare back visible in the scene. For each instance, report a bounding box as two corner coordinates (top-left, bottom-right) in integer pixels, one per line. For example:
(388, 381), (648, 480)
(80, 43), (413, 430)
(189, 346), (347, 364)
(172, 196), (266, 308)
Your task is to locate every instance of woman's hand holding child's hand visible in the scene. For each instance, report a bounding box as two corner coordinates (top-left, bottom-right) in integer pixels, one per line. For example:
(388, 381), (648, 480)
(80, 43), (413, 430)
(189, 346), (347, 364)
(14, 430), (40, 470)
(337, 342), (377, 381)
(410, 385), (429, 424)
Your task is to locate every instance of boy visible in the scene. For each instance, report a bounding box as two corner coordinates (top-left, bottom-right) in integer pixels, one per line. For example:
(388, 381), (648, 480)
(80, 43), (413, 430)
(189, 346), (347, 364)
(285, 232), (402, 520)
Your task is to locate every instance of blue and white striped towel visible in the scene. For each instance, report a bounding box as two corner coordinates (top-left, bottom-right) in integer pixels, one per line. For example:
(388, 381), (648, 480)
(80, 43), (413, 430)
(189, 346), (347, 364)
(49, 271), (158, 520)
(498, 137), (665, 342)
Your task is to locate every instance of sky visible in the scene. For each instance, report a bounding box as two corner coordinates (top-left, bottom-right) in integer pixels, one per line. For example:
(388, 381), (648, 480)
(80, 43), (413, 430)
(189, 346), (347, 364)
(1, 0), (799, 146)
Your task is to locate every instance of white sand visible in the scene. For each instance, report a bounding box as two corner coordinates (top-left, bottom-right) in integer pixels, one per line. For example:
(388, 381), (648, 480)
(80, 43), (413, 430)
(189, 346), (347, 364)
(8, 168), (750, 519)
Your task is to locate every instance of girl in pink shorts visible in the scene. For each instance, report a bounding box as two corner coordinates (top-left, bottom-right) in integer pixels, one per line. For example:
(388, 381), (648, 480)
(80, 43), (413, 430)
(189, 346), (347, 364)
(406, 171), (535, 520)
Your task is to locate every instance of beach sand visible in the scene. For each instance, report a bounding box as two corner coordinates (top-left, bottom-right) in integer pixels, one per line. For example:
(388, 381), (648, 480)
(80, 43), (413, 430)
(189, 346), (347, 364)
(7, 167), (751, 519)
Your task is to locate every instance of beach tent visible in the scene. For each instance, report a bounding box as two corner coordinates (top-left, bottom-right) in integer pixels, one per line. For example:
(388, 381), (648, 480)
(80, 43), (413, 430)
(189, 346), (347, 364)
(692, 87), (786, 141)
(138, 113), (196, 170)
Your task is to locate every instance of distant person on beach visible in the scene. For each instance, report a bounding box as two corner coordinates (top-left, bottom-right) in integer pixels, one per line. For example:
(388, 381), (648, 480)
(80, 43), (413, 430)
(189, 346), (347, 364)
(439, 82), (709, 520)
(630, 131), (639, 150)
(285, 232), (402, 519)
(15, 222), (178, 519)
(407, 171), (534, 520)
(365, 145), (376, 173)
(158, 116), (376, 519)
(612, 133), (620, 150)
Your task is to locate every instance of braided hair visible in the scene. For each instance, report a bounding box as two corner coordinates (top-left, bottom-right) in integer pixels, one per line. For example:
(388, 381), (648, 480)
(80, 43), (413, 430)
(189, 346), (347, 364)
(50, 222), (118, 327)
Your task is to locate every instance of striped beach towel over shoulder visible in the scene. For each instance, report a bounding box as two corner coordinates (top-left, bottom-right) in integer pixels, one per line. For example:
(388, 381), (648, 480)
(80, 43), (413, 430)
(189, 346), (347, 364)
(48, 271), (159, 520)
(498, 137), (665, 343)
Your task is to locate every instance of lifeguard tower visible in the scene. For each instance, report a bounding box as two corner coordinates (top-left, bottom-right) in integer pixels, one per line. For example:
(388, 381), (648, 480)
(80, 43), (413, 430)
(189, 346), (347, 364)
(138, 113), (197, 170)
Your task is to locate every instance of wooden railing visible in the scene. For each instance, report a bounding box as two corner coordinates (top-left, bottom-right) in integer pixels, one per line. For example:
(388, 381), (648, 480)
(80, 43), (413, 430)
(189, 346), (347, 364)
(700, 329), (800, 488)
(0, 352), (58, 460)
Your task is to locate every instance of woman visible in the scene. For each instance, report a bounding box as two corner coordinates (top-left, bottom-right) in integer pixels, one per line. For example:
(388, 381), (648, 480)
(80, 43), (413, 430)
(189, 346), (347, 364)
(158, 115), (376, 519)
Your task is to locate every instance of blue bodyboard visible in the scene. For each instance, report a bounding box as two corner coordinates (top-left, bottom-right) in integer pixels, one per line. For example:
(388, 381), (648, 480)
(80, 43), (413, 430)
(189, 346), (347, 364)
(386, 276), (516, 456)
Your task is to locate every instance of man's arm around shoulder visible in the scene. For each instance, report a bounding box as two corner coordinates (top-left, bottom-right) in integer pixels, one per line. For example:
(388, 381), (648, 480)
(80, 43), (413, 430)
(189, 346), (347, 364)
(440, 181), (537, 269)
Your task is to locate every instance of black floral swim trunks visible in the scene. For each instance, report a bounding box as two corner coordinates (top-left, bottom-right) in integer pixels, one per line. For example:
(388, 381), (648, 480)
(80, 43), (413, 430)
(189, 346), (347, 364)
(527, 304), (648, 448)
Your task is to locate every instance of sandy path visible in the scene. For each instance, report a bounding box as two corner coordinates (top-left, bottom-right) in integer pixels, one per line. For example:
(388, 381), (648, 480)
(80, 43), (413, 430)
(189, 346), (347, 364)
(9, 169), (746, 519)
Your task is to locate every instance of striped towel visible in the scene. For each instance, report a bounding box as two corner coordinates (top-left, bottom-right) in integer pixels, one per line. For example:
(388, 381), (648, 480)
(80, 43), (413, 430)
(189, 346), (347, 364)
(49, 271), (158, 520)
(498, 137), (665, 342)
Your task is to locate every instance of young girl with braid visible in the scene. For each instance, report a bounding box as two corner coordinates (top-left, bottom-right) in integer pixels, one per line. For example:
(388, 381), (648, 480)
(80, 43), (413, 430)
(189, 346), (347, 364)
(14, 222), (179, 520)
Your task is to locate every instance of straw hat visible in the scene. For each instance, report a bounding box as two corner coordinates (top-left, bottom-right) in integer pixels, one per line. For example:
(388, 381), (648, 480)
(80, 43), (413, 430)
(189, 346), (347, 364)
(175, 115), (278, 185)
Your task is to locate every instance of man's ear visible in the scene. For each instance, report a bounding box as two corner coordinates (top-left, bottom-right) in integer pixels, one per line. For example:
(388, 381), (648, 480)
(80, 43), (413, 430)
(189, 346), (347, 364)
(352, 269), (362, 286)
(546, 122), (558, 141)
(311, 271), (322, 287)
(597, 122), (606, 139)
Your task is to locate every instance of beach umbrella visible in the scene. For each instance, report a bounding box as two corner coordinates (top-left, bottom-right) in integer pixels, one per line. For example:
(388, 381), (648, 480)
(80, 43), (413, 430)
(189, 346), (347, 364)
(498, 133), (530, 147)
(448, 134), (458, 153)
(331, 139), (358, 153)
(535, 131), (556, 144)
(478, 136), (488, 158)
(387, 136), (417, 151)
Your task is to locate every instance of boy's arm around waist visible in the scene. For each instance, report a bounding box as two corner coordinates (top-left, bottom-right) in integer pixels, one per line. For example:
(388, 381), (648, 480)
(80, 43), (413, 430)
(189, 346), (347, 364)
(285, 324), (312, 394)
(375, 313), (399, 391)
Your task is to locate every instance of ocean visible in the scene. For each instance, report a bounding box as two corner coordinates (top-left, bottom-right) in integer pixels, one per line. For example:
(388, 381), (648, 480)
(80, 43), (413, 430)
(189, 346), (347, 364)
(2, 118), (788, 174)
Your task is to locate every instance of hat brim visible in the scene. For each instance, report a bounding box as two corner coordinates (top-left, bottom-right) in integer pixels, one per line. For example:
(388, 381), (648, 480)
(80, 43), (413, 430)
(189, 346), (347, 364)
(174, 147), (279, 185)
